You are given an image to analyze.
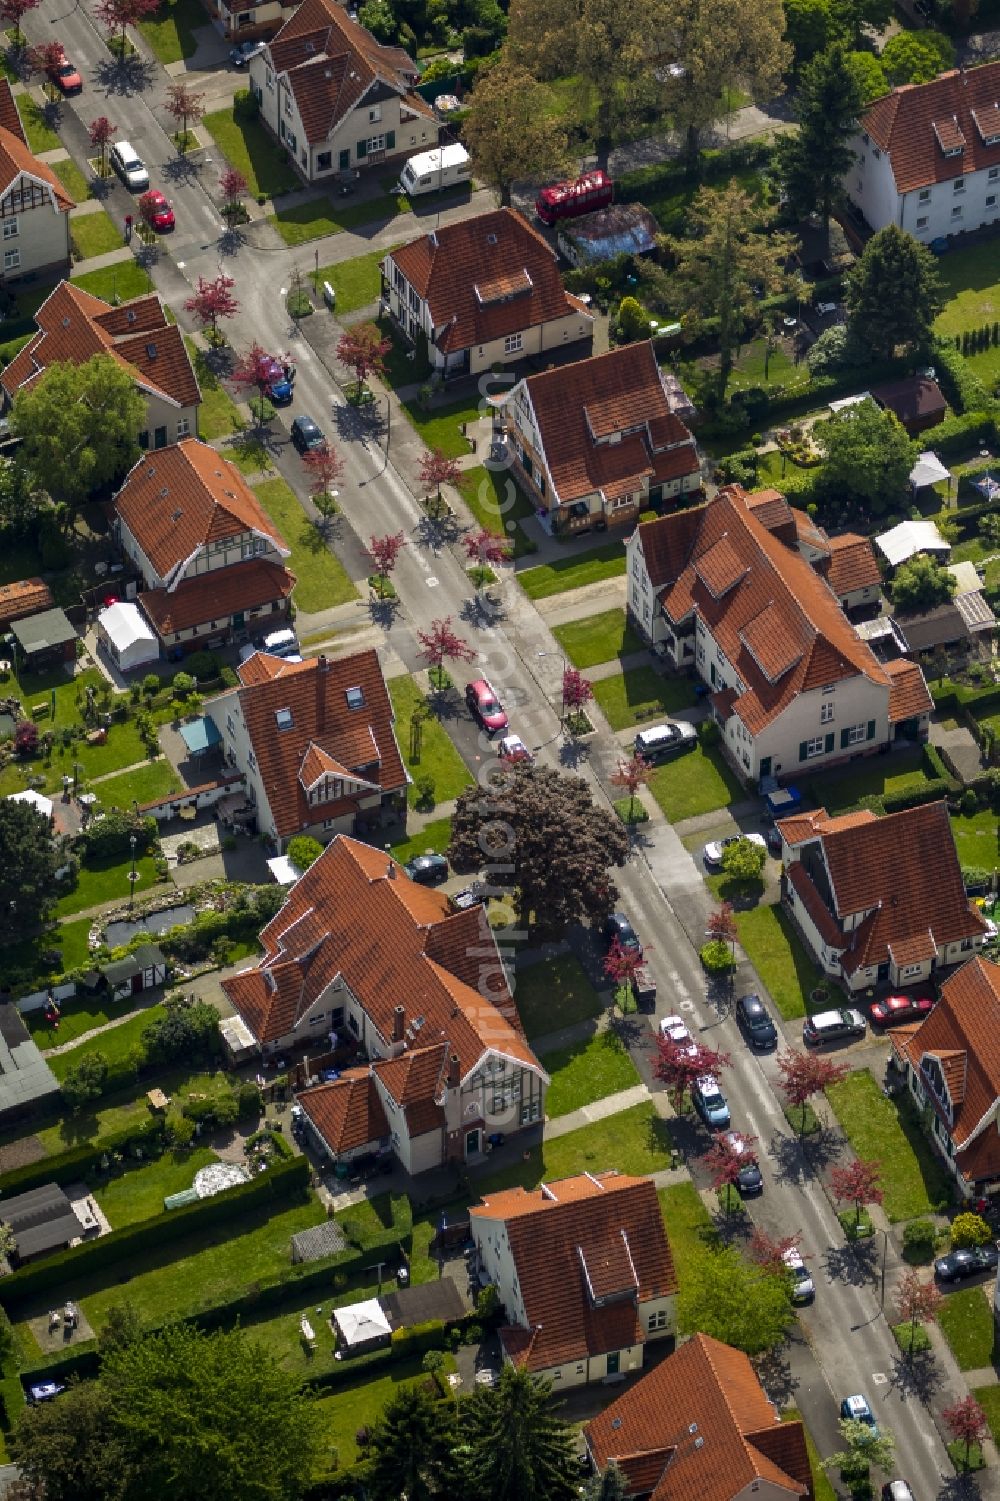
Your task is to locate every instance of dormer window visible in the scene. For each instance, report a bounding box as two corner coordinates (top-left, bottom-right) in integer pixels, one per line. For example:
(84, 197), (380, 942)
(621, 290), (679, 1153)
(275, 707), (293, 730)
(933, 116), (965, 158)
(345, 686), (365, 709)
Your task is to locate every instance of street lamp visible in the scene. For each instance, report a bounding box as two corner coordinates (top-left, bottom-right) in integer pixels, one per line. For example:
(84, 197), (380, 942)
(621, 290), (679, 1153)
(128, 833), (138, 911)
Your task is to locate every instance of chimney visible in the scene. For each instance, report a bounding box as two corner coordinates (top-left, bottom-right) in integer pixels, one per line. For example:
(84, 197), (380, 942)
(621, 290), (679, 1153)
(448, 1051), (460, 1088)
(393, 1005), (404, 1042)
(318, 653), (329, 671)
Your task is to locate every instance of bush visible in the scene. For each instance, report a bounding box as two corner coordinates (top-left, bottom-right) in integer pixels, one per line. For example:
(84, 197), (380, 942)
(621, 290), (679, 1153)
(698, 718), (720, 747)
(80, 808), (157, 862)
(950, 1211), (992, 1248)
(961, 788), (979, 815)
(932, 341), (993, 416)
(389, 1319), (446, 1357)
(287, 835), (323, 872)
(617, 295), (650, 342)
(700, 939), (735, 973)
(184, 651), (221, 683)
(61, 1050), (109, 1111)
(414, 773), (436, 809)
(165, 1111), (195, 1148)
(902, 1218), (937, 1263)
(142, 998), (221, 1066)
(715, 448), (759, 487)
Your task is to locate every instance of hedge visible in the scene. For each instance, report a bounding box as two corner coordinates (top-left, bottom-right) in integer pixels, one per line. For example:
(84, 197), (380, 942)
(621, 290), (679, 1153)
(0, 1155), (310, 1309)
(0, 1115), (168, 1200)
(931, 341), (994, 416)
(389, 1318), (445, 1357)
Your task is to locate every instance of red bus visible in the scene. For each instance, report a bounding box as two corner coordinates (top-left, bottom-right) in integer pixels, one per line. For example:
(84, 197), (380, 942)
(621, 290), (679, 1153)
(535, 170), (614, 226)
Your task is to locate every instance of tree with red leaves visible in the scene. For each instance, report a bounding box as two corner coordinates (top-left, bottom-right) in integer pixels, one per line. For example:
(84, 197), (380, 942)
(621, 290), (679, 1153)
(2, 0), (39, 47)
(165, 81), (204, 153)
(418, 448), (462, 512)
(943, 1396), (989, 1470)
(417, 616), (475, 689)
(368, 531), (406, 600)
(749, 1227), (805, 1272)
(610, 752), (651, 825)
(219, 165), (249, 224)
(302, 445), (345, 523)
(14, 719), (38, 759)
(94, 0), (159, 54)
(29, 40), (66, 90)
(88, 115), (116, 177)
(603, 936), (647, 1011)
(185, 274), (239, 344)
(560, 665), (594, 734)
(777, 1048), (849, 1133)
(336, 324), (390, 399)
(462, 526), (511, 586)
(703, 1131), (757, 1218)
(894, 1268), (942, 1358)
(830, 1158), (884, 1232)
(232, 342), (281, 424)
(656, 1034), (731, 1113)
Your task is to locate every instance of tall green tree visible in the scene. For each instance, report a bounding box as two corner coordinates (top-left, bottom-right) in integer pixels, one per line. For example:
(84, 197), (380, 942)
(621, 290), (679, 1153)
(462, 51), (570, 205)
(776, 44), (863, 236)
(459, 1364), (579, 1501)
(582, 1461), (628, 1501)
(890, 554), (957, 614)
(844, 225), (944, 358)
(366, 1383), (456, 1501)
(11, 1380), (133, 1501)
(677, 1245), (796, 1355)
(10, 353), (144, 510)
(819, 399), (914, 512)
(881, 28), (955, 85)
(668, 179), (799, 398)
(0, 796), (60, 940)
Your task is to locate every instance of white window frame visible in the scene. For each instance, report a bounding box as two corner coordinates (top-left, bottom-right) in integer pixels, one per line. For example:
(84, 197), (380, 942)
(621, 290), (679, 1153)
(820, 702), (834, 724)
(916, 215), (929, 229)
(368, 105), (381, 123)
(952, 205), (963, 218)
(918, 188), (931, 202)
(954, 177), (965, 193)
(804, 736), (825, 759)
(177, 417), (190, 438)
(847, 722), (866, 745)
(990, 167), (1000, 181)
(2, 218), (17, 240)
(3, 248), (20, 270)
(504, 332), (523, 354)
(367, 133), (386, 154)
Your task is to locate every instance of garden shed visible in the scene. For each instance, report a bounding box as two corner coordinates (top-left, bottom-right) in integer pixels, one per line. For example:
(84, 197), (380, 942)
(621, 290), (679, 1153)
(11, 607), (76, 668)
(3, 1182), (82, 1265)
(97, 601), (159, 674)
(100, 944), (167, 1000)
(333, 1297), (392, 1354)
(872, 375), (946, 435)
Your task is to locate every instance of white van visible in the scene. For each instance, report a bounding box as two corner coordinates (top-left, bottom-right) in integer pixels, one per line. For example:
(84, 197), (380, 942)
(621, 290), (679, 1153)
(398, 143), (470, 197)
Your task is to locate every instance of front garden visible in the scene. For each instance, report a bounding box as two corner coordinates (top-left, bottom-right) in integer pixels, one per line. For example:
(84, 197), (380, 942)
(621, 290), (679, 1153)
(592, 666), (697, 731)
(540, 1028), (640, 1116)
(734, 904), (823, 1022)
(511, 953), (605, 1042)
(647, 742), (743, 824)
(825, 1068), (953, 1222)
(552, 608), (642, 670)
(203, 92), (299, 202)
(386, 675), (473, 810)
(251, 478), (357, 613)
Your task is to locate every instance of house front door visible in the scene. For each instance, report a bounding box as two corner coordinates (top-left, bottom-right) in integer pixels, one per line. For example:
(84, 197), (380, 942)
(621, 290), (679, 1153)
(606, 1351), (620, 1376)
(465, 1128), (480, 1157)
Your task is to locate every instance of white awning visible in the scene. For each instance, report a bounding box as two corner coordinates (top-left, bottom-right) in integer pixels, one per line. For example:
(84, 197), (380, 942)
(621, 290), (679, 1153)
(333, 1298), (391, 1348)
(8, 788), (53, 819)
(909, 451), (951, 489)
(875, 519), (951, 567)
(829, 392), (872, 414)
(266, 856), (302, 886)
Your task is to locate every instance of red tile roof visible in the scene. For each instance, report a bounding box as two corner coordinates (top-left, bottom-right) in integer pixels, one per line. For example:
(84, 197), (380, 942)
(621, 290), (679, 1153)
(0, 577), (53, 626)
(585, 1333), (812, 1501)
(823, 533), (882, 597)
(389, 208), (590, 356)
(634, 505), (708, 589)
(744, 487), (797, 546)
(885, 657), (934, 722)
(863, 65), (1000, 194)
(515, 342), (699, 507)
(0, 82), (73, 212)
(297, 1068), (389, 1153)
(470, 1172), (676, 1373)
(222, 835), (544, 1096)
(372, 1043), (447, 1136)
(787, 861), (844, 950)
(115, 439), (289, 580)
(216, 650), (406, 841)
(1, 283), (199, 411)
(138, 559), (295, 637)
(0, 80), (25, 143)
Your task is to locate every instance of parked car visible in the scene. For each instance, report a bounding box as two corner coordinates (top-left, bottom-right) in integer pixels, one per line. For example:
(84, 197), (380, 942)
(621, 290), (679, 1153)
(404, 853), (449, 886)
(634, 719), (697, 764)
(802, 1008), (866, 1047)
(229, 39), (266, 65)
(840, 1394), (877, 1434)
(882, 1483), (916, 1501)
(48, 50), (82, 94)
(262, 355), (293, 405)
(783, 1246), (814, 1304)
(290, 414), (325, 452)
(868, 994), (934, 1028)
(465, 678), (508, 734)
(603, 911), (642, 959)
(703, 832), (767, 869)
(934, 1244), (1000, 1282)
(140, 190), (175, 232)
(735, 992), (778, 1050)
(109, 140), (149, 191)
(723, 1131), (762, 1194)
(691, 1075), (730, 1129)
(631, 966), (656, 1012)
(659, 1014), (695, 1049)
(496, 732), (532, 762)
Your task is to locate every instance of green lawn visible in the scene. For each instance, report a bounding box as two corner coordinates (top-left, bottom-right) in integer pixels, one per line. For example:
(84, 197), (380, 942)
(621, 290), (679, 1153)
(727, 338), (811, 394)
(95, 759), (180, 809)
(30, 1070), (234, 1156)
(552, 608), (642, 670)
(183, 337), (244, 442)
(19, 96), (60, 154)
(950, 808), (1000, 867)
(806, 746), (934, 816)
(734, 904), (824, 1022)
(647, 743), (743, 824)
(72, 260), (151, 303)
(937, 1287), (995, 1371)
(387, 674), (473, 809)
(400, 395), (477, 460)
(541, 1028), (640, 1117)
(52, 156), (90, 202)
(252, 477), (357, 613)
(825, 1068), (953, 1222)
(54, 850), (162, 918)
(511, 953), (605, 1041)
(270, 195), (405, 246)
(25, 984), (136, 1050)
(312, 1358), (439, 1470)
(47, 1004), (168, 1081)
(518, 541), (627, 601)
(934, 240), (1000, 338)
(313, 245), (401, 317)
(973, 1385), (1000, 1447)
(593, 666), (697, 731)
(457, 466), (538, 558)
(3, 912), (93, 991)
(93, 1146), (220, 1228)
(71, 210), (122, 261)
(137, 0), (204, 63)
(388, 815), (452, 864)
(478, 1102), (673, 1196)
(2, 720), (159, 797)
(203, 96), (299, 201)
(657, 1181), (718, 1283)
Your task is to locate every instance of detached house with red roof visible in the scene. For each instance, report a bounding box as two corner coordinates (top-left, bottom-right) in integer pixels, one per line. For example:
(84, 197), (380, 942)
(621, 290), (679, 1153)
(584, 1332), (813, 1501)
(469, 1171), (677, 1389)
(626, 486), (931, 785)
(891, 956), (1000, 1198)
(501, 342), (701, 536)
(1, 281), (200, 449)
(0, 80), (73, 284)
(777, 800), (987, 994)
(381, 208), (593, 380)
(247, 0), (434, 185)
(849, 62), (1000, 241)
(204, 647), (407, 850)
(224, 834), (547, 1169)
(112, 439), (296, 654)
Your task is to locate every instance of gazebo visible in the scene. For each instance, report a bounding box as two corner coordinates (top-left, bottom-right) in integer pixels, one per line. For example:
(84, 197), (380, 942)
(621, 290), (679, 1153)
(333, 1298), (392, 1355)
(909, 451), (952, 493)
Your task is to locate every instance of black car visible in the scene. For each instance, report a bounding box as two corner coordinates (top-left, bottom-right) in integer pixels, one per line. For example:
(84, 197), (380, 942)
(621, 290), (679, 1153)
(934, 1244), (1000, 1282)
(723, 1131), (762, 1194)
(290, 414), (326, 452)
(603, 911), (642, 959)
(736, 992), (778, 1050)
(404, 853), (449, 886)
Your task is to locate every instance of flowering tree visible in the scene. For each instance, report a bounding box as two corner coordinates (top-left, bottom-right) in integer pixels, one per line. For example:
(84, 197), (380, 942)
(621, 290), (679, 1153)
(776, 1048), (849, 1133)
(417, 615), (475, 689)
(704, 1131), (758, 1218)
(14, 719), (38, 759)
(749, 1227), (805, 1272)
(603, 936), (647, 1011)
(302, 445), (345, 523)
(232, 342), (280, 424)
(368, 531), (406, 600)
(830, 1158), (884, 1232)
(184, 274), (239, 343)
(29, 40), (66, 88)
(419, 447), (462, 512)
(462, 526), (511, 585)
(1, 0), (39, 46)
(165, 81), (204, 152)
(561, 665), (594, 733)
(894, 1269), (942, 1358)
(610, 753), (651, 825)
(88, 115), (116, 177)
(219, 165), (248, 224)
(655, 1035), (731, 1113)
(336, 324), (390, 398)
(943, 1396), (989, 1470)
(94, 0), (159, 53)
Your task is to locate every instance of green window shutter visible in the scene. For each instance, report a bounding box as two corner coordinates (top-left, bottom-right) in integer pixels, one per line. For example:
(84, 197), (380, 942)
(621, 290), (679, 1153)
(866, 719), (876, 741)
(386, 129), (395, 149)
(339, 148), (350, 170)
(356, 138), (367, 158)
(824, 732), (834, 754)
(799, 741), (808, 762)
(840, 727), (850, 750)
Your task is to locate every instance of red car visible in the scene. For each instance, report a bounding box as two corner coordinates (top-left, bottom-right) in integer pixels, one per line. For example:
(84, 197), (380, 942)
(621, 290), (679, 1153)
(139, 190), (175, 233)
(465, 678), (508, 734)
(869, 993), (935, 1028)
(49, 52), (82, 95)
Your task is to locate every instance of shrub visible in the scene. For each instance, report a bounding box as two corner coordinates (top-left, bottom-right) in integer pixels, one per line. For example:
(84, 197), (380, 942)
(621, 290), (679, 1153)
(142, 673), (159, 697)
(698, 718), (720, 747)
(931, 341), (992, 416)
(61, 1050), (109, 1111)
(421, 1349), (445, 1373)
(414, 773), (436, 809)
(184, 651), (221, 683)
(961, 788), (979, 816)
(165, 1111), (195, 1148)
(902, 1218), (937, 1263)
(80, 809), (157, 862)
(287, 835), (323, 872)
(951, 1211), (992, 1248)
(716, 448), (759, 487)
(616, 295), (650, 342)
(142, 998), (221, 1066)
(700, 939), (735, 973)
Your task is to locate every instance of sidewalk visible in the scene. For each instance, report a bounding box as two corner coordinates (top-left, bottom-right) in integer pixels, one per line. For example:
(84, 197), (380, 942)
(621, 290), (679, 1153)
(544, 1082), (652, 1139)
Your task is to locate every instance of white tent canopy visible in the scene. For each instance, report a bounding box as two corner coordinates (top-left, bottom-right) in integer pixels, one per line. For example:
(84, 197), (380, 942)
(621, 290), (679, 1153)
(97, 602), (159, 673)
(875, 519), (951, 568)
(829, 392), (873, 414)
(8, 788), (53, 819)
(334, 1299), (391, 1350)
(909, 451), (952, 490)
(266, 856), (302, 886)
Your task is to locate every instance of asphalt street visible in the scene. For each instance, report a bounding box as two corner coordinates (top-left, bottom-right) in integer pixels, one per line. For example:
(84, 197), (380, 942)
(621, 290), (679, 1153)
(18, 10), (973, 1492)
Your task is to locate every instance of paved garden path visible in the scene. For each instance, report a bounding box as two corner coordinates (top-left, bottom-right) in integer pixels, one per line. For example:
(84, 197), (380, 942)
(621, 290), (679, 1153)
(543, 1081), (655, 1140)
(43, 989), (166, 1056)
